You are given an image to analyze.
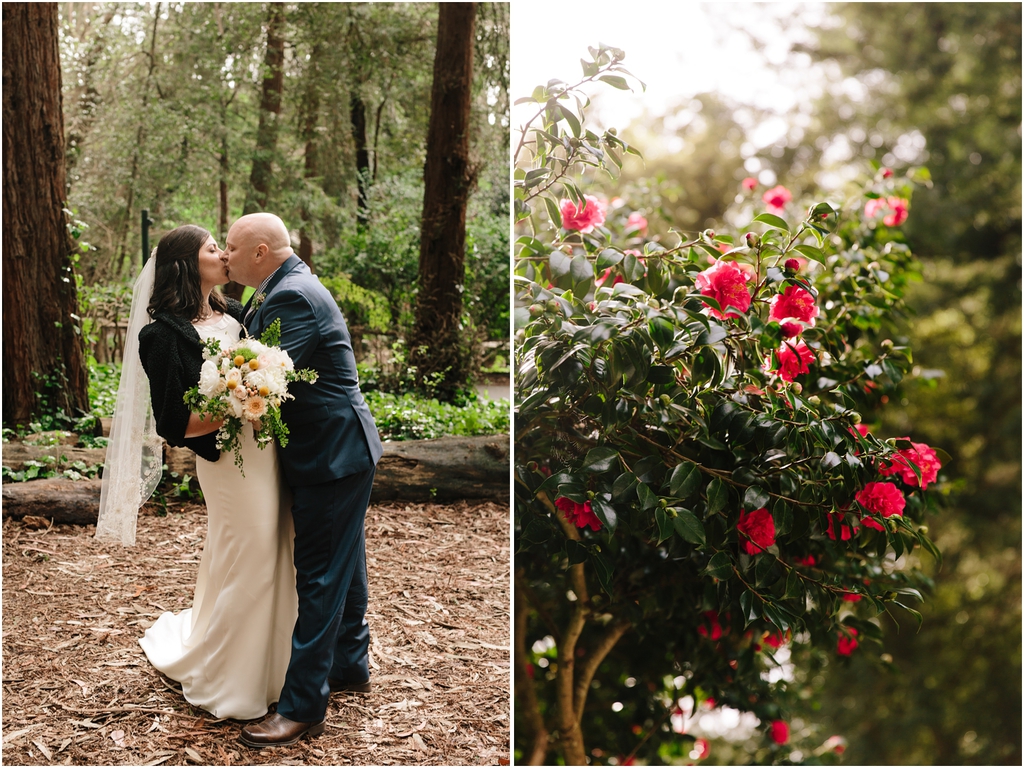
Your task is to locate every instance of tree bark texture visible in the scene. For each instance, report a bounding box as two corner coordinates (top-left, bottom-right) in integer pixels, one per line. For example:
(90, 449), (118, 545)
(409, 2), (477, 400)
(350, 93), (371, 227)
(1, 435), (510, 524)
(242, 1), (285, 216)
(2, 3), (90, 428)
(298, 43), (323, 271)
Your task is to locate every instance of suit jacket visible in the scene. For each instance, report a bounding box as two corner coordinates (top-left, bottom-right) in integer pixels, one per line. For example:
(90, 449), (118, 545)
(243, 254), (384, 487)
(138, 299), (246, 463)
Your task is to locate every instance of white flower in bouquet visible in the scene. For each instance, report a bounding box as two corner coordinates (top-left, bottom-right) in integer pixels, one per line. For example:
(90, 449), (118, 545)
(198, 360), (225, 396)
(183, 318), (319, 474)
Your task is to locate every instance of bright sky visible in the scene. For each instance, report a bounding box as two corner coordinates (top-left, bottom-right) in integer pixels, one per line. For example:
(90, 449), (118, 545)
(511, 1), (832, 149)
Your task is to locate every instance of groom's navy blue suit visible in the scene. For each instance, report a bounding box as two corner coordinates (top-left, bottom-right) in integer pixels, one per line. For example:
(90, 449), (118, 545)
(243, 254), (384, 723)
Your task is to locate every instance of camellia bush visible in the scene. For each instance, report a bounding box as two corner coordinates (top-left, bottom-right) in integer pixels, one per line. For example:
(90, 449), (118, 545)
(513, 47), (946, 765)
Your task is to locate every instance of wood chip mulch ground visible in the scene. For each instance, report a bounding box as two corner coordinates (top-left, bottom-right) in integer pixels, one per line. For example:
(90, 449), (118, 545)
(2, 499), (510, 766)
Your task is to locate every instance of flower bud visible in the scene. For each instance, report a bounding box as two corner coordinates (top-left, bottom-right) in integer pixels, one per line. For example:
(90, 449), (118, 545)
(703, 229), (716, 241)
(881, 339), (894, 349)
(918, 524), (929, 535)
(790, 382), (803, 395)
(850, 412), (862, 424)
(526, 461), (538, 472)
(529, 304), (544, 316)
(808, 395), (821, 405)
(784, 258), (801, 274)
(882, 167), (894, 179)
(659, 394), (672, 406)
(745, 232), (759, 248)
(587, 490), (595, 500)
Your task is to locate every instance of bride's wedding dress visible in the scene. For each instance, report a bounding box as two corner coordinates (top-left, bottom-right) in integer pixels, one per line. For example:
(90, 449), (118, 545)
(139, 313), (297, 720)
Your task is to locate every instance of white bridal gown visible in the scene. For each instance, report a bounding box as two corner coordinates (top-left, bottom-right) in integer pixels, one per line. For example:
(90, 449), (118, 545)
(139, 313), (298, 720)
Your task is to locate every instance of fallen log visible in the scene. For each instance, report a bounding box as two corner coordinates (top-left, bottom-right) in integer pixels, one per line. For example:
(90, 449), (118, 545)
(1, 443), (107, 472)
(1, 435), (510, 525)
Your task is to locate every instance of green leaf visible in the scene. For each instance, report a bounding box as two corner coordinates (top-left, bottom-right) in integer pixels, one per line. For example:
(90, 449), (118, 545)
(598, 74), (630, 90)
(592, 551), (614, 593)
(543, 196), (562, 229)
(705, 551), (733, 580)
(655, 507), (673, 543)
(743, 486), (770, 510)
(893, 601), (924, 630)
(668, 461), (702, 499)
(581, 447), (620, 473)
(773, 500), (793, 537)
(783, 569), (802, 600)
(673, 509), (706, 546)
(565, 539), (588, 565)
(753, 213), (790, 232)
(611, 472), (638, 502)
(637, 482), (659, 510)
(706, 478), (728, 515)
(596, 248), (624, 271)
(557, 104), (581, 138)
(591, 497), (618, 531)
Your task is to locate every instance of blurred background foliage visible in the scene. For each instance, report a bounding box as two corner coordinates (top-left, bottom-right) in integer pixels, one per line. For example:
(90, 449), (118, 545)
(532, 3), (1019, 764)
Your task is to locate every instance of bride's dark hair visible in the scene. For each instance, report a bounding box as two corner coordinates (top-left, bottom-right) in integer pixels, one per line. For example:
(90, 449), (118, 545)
(147, 225), (228, 321)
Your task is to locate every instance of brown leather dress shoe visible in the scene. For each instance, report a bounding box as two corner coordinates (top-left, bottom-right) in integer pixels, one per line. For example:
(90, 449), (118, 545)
(239, 712), (326, 748)
(328, 677), (372, 693)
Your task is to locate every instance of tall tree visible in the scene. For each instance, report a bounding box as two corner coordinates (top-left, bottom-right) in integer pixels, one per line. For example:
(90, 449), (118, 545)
(2, 3), (89, 426)
(410, 2), (477, 399)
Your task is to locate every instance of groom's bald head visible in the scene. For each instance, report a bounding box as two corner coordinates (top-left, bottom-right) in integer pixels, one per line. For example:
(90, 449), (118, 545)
(223, 213), (293, 287)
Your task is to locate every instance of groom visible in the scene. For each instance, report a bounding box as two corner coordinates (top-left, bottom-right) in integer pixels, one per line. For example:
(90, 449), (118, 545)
(222, 213), (384, 747)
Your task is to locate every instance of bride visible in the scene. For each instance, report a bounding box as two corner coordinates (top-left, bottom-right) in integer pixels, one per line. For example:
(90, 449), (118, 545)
(96, 224), (297, 720)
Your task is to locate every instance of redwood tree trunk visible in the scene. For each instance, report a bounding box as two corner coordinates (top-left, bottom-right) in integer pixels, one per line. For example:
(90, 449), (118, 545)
(410, 2), (477, 401)
(2, 3), (90, 427)
(243, 1), (285, 216)
(350, 93), (371, 227)
(298, 43), (322, 271)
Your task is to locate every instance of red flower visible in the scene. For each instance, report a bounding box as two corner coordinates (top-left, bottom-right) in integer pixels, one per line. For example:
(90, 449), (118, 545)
(826, 511), (859, 541)
(595, 267), (624, 288)
(784, 257), (801, 273)
(763, 629), (789, 649)
(703, 697), (716, 709)
(768, 340), (815, 382)
(779, 321), (803, 338)
(770, 720), (790, 744)
(836, 627), (859, 656)
(695, 259), (753, 319)
(841, 592), (863, 602)
(879, 440), (942, 488)
(794, 554), (817, 567)
(698, 610), (725, 640)
(762, 185), (793, 214)
(560, 195), (606, 233)
(881, 167), (894, 179)
(742, 177), (758, 191)
(850, 424), (870, 438)
(694, 738), (710, 759)
(554, 496), (603, 531)
(769, 285), (819, 327)
(626, 211), (648, 235)
(737, 507), (776, 555)
(855, 481), (905, 530)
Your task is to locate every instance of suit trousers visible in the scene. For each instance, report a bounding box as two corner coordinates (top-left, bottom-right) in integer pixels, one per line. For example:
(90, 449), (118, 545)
(276, 466), (376, 723)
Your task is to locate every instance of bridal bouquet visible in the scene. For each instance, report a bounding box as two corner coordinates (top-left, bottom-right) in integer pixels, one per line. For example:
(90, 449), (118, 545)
(184, 319), (318, 472)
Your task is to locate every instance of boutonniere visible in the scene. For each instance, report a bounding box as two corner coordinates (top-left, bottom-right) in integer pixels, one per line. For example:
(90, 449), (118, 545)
(251, 291), (266, 311)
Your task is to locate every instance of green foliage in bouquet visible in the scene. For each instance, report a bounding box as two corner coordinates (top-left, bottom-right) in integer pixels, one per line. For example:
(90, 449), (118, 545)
(514, 47), (947, 766)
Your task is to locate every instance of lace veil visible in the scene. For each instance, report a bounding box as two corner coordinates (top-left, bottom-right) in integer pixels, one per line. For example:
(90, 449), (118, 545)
(95, 258), (163, 545)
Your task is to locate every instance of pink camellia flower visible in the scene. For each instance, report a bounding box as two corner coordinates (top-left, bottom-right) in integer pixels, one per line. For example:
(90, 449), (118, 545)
(865, 196), (909, 226)
(626, 211), (648, 235)
(736, 507), (776, 555)
(560, 195), (606, 233)
(794, 554), (817, 567)
(826, 511), (859, 541)
(595, 267), (623, 288)
(836, 627), (859, 656)
(850, 424), (870, 438)
(768, 340), (815, 382)
(879, 440), (942, 488)
(763, 629), (789, 649)
(770, 720), (790, 745)
(742, 177), (758, 191)
(695, 259), (753, 319)
(855, 481), (906, 531)
(769, 284), (819, 328)
(554, 496), (603, 531)
(784, 257), (801, 273)
(698, 610), (725, 640)
(703, 697), (717, 709)
(842, 592), (863, 602)
(762, 185), (793, 214)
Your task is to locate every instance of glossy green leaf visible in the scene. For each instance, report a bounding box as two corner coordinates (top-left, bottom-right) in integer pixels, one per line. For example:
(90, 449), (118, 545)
(674, 509), (706, 546)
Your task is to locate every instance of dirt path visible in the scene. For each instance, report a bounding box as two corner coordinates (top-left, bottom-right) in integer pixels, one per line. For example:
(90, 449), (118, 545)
(2, 500), (510, 765)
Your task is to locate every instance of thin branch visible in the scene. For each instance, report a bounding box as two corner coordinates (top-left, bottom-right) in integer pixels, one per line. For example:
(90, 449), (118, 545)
(572, 619), (630, 723)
